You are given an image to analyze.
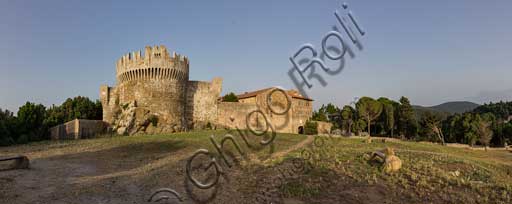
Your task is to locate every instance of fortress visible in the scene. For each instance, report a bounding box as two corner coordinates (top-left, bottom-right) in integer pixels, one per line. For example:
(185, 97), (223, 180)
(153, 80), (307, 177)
(99, 45), (317, 135)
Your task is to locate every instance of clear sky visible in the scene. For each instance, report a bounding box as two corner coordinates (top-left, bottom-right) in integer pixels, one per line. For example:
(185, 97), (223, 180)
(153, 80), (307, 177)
(1, 0), (511, 112)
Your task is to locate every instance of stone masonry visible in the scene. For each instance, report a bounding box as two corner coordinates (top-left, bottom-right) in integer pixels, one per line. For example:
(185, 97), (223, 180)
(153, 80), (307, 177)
(100, 45), (313, 135)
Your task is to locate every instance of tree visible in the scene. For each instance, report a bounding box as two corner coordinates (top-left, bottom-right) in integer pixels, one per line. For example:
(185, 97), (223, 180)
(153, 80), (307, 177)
(377, 97), (397, 137)
(17, 102), (47, 143)
(442, 114), (463, 143)
(462, 113), (479, 146)
(353, 119), (367, 136)
(222, 92), (239, 102)
(312, 109), (328, 122)
(341, 105), (355, 136)
(475, 115), (493, 150)
(503, 123), (512, 145)
(421, 111), (445, 145)
(323, 103), (340, 115)
(59, 96), (102, 122)
(0, 108), (16, 146)
(356, 97), (383, 137)
(45, 96), (103, 128)
(304, 120), (318, 135)
(398, 96), (417, 139)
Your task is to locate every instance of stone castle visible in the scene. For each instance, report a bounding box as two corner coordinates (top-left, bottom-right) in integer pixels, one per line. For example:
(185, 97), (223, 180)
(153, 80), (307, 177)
(99, 45), (317, 135)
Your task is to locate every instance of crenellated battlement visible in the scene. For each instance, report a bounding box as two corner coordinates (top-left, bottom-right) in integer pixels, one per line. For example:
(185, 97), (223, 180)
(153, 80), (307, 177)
(115, 45), (190, 84)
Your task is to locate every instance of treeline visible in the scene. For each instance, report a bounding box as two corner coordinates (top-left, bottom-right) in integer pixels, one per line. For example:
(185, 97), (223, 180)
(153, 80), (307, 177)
(313, 97), (512, 147)
(442, 101), (512, 146)
(0, 96), (102, 146)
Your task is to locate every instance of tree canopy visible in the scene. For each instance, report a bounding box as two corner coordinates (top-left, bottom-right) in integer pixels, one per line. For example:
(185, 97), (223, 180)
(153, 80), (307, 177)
(222, 92), (239, 102)
(356, 97), (383, 137)
(0, 96), (103, 146)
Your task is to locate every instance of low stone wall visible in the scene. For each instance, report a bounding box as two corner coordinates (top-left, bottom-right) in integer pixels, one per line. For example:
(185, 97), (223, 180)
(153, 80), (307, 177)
(50, 119), (107, 140)
(316, 121), (332, 134)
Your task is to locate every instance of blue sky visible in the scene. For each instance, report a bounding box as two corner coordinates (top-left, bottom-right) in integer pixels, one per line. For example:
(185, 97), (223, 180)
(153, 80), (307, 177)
(1, 0), (511, 112)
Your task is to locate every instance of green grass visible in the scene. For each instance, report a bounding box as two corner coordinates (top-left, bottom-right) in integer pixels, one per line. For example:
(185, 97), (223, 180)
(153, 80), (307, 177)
(0, 129), (307, 161)
(1, 131), (510, 203)
(278, 136), (512, 203)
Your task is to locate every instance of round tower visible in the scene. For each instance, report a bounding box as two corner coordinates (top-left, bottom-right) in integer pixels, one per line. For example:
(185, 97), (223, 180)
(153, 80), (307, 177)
(115, 45), (189, 129)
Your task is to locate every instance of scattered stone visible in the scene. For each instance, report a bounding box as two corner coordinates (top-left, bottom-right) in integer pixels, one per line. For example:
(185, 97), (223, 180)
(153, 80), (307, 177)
(450, 170), (461, 177)
(331, 129), (342, 135)
(368, 147), (402, 173)
(383, 148), (402, 173)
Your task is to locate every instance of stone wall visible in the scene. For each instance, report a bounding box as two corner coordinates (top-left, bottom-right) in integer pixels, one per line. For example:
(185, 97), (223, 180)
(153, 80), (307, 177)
(100, 85), (119, 124)
(50, 119), (107, 140)
(216, 102), (258, 129)
(216, 88), (313, 134)
(291, 98), (313, 134)
(316, 121), (333, 134)
(185, 78), (223, 129)
(99, 45), (313, 136)
(101, 45), (191, 133)
(116, 79), (187, 127)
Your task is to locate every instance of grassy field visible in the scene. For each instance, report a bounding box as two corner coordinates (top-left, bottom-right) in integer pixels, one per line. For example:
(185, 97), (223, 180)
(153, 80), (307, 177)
(0, 130), (511, 203)
(272, 136), (512, 203)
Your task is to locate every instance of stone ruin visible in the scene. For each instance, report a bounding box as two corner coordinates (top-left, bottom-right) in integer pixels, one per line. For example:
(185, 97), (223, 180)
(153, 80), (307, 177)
(111, 101), (182, 135)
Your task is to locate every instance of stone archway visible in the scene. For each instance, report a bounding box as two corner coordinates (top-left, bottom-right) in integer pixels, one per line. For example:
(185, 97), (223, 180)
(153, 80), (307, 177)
(298, 126), (304, 134)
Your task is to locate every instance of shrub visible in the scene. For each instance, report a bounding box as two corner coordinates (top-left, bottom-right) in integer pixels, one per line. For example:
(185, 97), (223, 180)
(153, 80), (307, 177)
(222, 92), (239, 102)
(305, 120), (318, 135)
(17, 134), (30, 144)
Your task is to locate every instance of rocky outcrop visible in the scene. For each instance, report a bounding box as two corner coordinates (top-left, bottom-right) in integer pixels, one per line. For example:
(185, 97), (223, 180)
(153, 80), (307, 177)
(111, 101), (171, 135)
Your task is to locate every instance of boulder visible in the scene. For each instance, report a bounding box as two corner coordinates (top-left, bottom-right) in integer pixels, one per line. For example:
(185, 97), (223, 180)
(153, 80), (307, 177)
(331, 129), (342, 135)
(365, 136), (372, 143)
(117, 127), (127, 135)
(383, 148), (402, 173)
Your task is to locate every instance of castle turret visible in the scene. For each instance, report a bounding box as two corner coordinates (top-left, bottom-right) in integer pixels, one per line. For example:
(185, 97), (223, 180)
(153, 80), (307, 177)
(108, 45), (190, 129)
(101, 44), (224, 134)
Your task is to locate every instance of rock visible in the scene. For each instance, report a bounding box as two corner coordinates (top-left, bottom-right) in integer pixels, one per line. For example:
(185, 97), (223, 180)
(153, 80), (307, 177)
(117, 127), (127, 135)
(450, 170), (460, 177)
(110, 100), (164, 135)
(383, 148), (401, 173)
(332, 129), (342, 135)
(365, 136), (372, 144)
(4, 156), (30, 170)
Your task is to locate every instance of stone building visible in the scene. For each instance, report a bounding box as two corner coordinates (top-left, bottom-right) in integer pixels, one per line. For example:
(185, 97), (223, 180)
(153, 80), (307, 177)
(100, 45), (314, 135)
(217, 88), (313, 134)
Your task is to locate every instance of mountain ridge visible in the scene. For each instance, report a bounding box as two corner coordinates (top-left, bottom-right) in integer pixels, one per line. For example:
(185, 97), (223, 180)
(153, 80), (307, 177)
(413, 101), (480, 116)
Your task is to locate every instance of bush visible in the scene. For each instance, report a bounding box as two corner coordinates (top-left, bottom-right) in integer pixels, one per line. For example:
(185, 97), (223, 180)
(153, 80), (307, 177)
(222, 92), (239, 102)
(17, 134), (30, 144)
(0, 109), (16, 146)
(305, 120), (318, 135)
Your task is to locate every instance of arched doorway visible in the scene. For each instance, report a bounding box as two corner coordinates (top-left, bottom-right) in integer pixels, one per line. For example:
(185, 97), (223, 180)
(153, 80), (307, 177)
(298, 126), (304, 134)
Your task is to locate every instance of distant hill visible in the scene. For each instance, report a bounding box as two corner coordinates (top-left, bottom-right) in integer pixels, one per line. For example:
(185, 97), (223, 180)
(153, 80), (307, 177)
(413, 101), (480, 119)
